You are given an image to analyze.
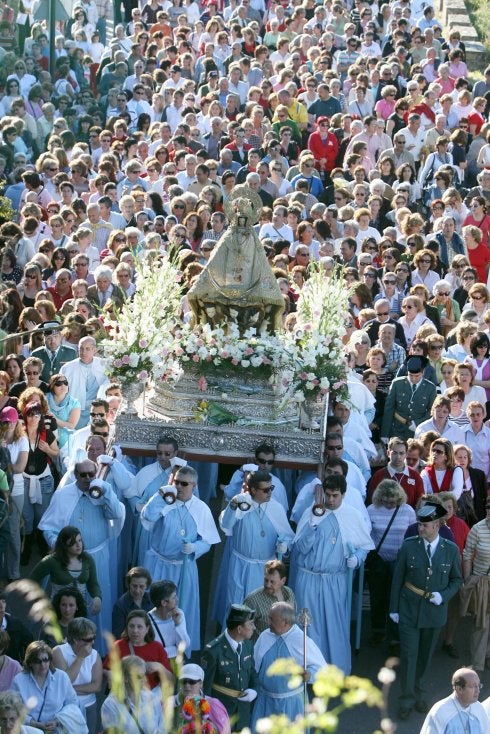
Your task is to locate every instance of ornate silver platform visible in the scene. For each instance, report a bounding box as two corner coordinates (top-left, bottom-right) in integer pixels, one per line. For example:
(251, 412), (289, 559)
(115, 378), (326, 466)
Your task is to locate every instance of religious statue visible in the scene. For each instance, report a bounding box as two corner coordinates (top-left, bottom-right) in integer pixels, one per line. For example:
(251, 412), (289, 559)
(187, 186), (285, 335)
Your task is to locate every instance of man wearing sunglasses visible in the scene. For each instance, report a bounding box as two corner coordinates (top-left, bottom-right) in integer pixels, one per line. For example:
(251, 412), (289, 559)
(39, 459), (125, 649)
(31, 321), (77, 383)
(223, 443), (289, 512)
(140, 466), (220, 652)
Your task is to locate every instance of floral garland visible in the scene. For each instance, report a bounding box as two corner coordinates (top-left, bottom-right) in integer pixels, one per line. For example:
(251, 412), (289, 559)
(158, 323), (297, 387)
(178, 696), (217, 734)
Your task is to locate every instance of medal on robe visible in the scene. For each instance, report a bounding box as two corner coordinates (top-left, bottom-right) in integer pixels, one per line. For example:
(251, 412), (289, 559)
(179, 528), (186, 536)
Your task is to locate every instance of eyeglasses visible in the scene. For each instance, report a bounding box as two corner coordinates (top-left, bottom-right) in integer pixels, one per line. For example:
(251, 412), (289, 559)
(174, 479), (191, 487)
(404, 304), (415, 310)
(54, 380), (68, 387)
(78, 471), (96, 478)
(383, 280), (396, 285)
(472, 295), (485, 301)
(377, 311), (390, 317)
(33, 657), (50, 664)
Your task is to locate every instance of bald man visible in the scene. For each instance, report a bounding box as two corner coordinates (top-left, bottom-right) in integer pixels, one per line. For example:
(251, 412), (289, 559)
(420, 667), (490, 733)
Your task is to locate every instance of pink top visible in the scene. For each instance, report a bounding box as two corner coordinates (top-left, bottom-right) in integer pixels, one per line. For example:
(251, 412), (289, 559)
(375, 98), (395, 121)
(0, 656), (22, 692)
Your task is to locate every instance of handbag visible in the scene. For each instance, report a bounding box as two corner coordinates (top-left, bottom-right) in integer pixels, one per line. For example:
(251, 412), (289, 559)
(365, 504), (400, 574)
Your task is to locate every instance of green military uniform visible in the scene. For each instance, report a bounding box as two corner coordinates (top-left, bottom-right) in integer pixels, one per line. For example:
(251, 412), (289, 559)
(31, 344), (77, 383)
(202, 633), (258, 731)
(202, 605), (259, 732)
(390, 510), (462, 714)
(381, 375), (437, 440)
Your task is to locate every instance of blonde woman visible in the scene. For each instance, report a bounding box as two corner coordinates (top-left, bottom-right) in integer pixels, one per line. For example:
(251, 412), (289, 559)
(399, 295), (430, 348)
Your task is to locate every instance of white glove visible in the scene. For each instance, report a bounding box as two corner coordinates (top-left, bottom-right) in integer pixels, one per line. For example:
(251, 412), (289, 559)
(238, 688), (257, 702)
(89, 479), (105, 494)
(346, 555), (358, 569)
(276, 541), (288, 555)
(182, 542), (195, 555)
(232, 493), (251, 509)
(310, 511), (323, 527)
(389, 613), (399, 624)
(98, 454), (113, 466)
(429, 591), (442, 606)
(242, 463), (258, 473)
(170, 457), (187, 469)
(160, 485), (177, 501)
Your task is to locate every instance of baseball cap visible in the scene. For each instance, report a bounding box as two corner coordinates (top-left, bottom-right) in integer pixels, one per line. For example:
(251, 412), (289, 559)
(179, 663), (204, 681)
(0, 407), (18, 423)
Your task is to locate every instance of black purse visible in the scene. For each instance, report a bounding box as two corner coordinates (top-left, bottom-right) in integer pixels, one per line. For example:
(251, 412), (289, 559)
(365, 505), (400, 574)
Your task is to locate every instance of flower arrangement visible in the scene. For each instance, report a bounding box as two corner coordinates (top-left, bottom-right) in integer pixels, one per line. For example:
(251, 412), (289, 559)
(159, 323), (297, 385)
(292, 264), (350, 404)
(179, 696), (217, 734)
(102, 257), (182, 386)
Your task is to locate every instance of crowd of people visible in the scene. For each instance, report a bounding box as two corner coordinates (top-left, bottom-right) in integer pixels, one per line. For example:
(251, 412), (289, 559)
(0, 0), (490, 729)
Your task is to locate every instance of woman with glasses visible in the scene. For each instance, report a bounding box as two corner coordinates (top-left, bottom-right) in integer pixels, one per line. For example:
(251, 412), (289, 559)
(52, 618), (102, 733)
(47, 373), (80, 454)
(42, 248), (70, 288)
(12, 641), (86, 733)
(411, 249), (439, 295)
(399, 295), (430, 348)
(429, 280), (461, 337)
(463, 283), (490, 325)
(170, 663), (230, 734)
(420, 438), (464, 500)
(463, 197), (490, 248)
(9, 358), (48, 399)
(350, 329), (372, 373)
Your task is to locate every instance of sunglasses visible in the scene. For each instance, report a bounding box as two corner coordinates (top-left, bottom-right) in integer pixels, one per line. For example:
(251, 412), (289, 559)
(54, 380), (68, 387)
(174, 479), (191, 487)
(377, 311), (389, 316)
(257, 458), (274, 464)
(432, 448), (445, 454)
(182, 679), (200, 685)
(80, 636), (96, 643)
(78, 471), (96, 478)
(33, 657), (50, 664)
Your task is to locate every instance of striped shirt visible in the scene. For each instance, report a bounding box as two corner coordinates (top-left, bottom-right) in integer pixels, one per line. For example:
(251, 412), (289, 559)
(462, 519), (490, 576)
(243, 586), (296, 642)
(367, 504), (416, 562)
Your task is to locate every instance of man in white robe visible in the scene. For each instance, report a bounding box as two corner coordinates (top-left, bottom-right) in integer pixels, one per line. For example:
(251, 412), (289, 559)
(252, 602), (325, 730)
(421, 667), (490, 733)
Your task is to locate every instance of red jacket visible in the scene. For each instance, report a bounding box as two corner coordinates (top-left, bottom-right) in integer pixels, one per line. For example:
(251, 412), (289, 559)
(367, 465), (424, 508)
(307, 131), (339, 173)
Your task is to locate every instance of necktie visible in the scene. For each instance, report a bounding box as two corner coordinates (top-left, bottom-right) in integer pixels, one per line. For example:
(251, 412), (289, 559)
(426, 543), (431, 563)
(236, 642), (242, 670)
(100, 291), (107, 306)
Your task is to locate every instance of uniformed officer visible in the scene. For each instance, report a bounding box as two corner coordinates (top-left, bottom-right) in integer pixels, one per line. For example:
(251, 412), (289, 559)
(381, 355), (437, 441)
(202, 604), (258, 731)
(389, 502), (462, 720)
